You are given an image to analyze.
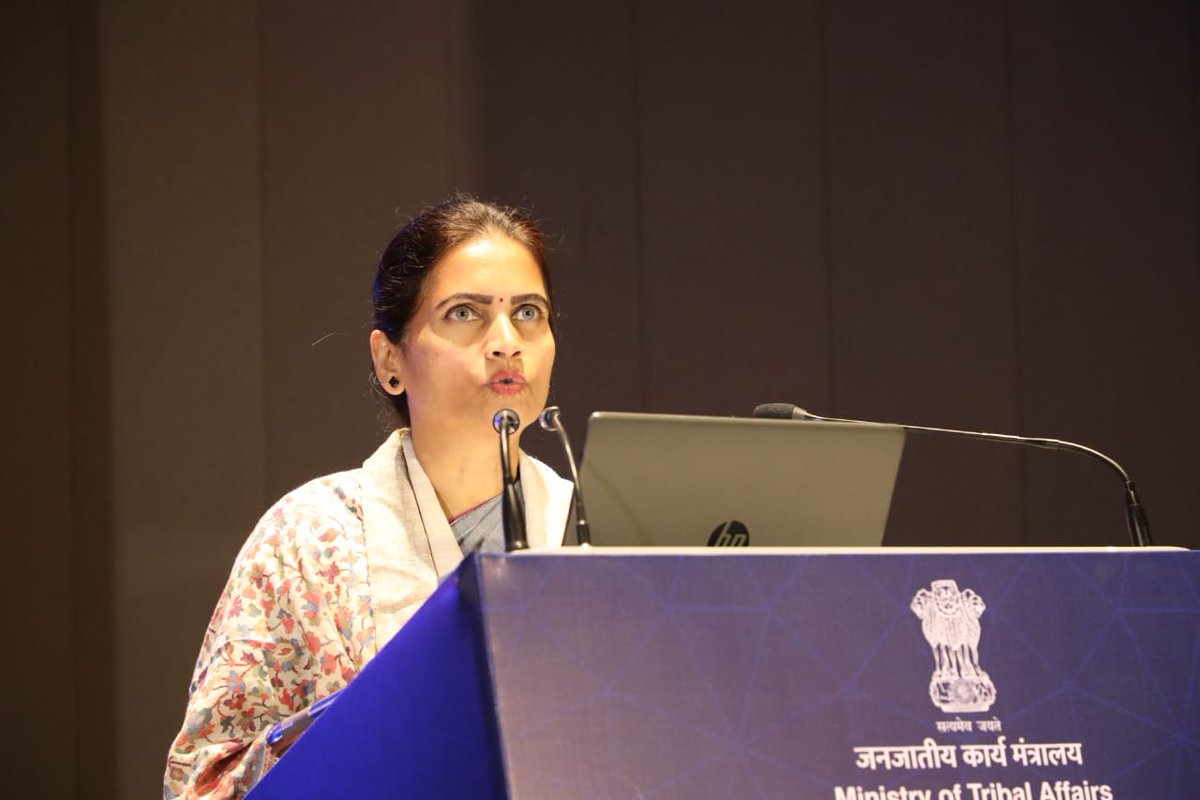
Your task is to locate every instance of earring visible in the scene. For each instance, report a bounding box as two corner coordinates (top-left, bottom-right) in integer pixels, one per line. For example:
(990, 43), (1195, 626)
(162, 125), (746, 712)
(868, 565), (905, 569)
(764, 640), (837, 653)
(387, 376), (400, 389)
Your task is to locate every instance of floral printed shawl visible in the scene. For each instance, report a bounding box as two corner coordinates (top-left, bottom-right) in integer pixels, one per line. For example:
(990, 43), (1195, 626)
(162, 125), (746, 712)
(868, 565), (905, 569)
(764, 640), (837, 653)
(164, 430), (572, 799)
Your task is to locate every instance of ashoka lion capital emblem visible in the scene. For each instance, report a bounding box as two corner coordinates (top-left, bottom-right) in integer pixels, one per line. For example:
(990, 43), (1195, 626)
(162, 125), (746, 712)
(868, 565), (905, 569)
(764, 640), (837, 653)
(911, 579), (996, 713)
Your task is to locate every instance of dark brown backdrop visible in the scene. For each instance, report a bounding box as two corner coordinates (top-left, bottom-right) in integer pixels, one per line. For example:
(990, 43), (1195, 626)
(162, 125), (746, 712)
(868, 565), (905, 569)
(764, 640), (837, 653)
(4, 1), (1197, 796)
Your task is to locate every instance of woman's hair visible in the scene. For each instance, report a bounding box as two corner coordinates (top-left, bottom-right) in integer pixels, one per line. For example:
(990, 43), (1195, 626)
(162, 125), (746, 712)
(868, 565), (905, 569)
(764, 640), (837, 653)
(371, 192), (553, 425)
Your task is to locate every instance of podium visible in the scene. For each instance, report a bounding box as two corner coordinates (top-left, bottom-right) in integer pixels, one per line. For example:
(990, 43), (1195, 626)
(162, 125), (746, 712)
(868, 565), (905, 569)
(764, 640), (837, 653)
(249, 548), (1200, 799)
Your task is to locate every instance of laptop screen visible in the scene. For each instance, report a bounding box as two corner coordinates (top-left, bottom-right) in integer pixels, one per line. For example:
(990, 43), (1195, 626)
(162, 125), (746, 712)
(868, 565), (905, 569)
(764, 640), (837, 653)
(578, 412), (905, 547)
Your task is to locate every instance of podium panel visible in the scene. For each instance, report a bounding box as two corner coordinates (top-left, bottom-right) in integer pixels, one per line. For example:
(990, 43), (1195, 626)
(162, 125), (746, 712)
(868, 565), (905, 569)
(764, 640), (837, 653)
(252, 549), (1200, 799)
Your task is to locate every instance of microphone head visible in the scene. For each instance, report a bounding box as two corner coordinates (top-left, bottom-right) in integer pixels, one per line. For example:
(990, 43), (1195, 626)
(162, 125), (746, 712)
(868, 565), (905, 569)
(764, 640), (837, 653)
(753, 402), (807, 420)
(492, 408), (520, 434)
(538, 406), (562, 431)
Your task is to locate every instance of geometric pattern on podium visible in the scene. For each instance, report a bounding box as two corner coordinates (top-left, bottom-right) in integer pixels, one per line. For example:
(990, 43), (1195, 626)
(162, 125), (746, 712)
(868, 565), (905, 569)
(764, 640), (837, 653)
(481, 550), (1200, 799)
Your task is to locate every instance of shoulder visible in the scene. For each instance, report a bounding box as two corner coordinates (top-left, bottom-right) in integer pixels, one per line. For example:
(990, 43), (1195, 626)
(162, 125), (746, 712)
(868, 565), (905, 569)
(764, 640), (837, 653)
(235, 468), (367, 572)
(205, 468), (373, 644)
(261, 468), (365, 529)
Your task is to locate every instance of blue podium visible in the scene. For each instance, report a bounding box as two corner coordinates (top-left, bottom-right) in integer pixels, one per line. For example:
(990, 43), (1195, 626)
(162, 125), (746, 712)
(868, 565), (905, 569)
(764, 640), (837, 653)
(249, 549), (1200, 799)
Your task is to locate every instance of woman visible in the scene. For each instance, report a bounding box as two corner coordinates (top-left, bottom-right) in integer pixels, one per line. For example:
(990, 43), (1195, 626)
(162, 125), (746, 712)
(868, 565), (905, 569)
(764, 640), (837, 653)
(164, 194), (573, 798)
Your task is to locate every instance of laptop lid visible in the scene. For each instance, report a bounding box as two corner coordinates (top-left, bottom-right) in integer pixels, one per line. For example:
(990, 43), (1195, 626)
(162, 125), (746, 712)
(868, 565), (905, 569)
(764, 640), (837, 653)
(578, 412), (906, 547)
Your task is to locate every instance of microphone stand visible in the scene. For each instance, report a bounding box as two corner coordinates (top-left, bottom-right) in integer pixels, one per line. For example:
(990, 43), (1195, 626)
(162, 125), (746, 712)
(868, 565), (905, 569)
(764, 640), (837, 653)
(753, 403), (1152, 547)
(493, 408), (528, 551)
(538, 406), (591, 546)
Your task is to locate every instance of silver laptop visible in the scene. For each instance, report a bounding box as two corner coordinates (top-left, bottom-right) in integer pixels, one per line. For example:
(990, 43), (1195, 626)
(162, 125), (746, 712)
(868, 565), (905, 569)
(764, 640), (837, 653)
(578, 412), (906, 547)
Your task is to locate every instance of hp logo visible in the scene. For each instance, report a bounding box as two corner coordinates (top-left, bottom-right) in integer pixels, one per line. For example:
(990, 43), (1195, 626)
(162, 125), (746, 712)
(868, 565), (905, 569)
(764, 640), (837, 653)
(707, 520), (750, 547)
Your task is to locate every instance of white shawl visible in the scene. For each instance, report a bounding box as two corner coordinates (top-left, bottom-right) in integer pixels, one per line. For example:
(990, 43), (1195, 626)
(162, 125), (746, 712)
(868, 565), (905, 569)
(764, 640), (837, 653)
(358, 429), (573, 654)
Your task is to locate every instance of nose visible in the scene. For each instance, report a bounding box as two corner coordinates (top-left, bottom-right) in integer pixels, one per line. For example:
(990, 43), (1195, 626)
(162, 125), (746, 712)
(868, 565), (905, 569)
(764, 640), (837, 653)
(487, 313), (522, 359)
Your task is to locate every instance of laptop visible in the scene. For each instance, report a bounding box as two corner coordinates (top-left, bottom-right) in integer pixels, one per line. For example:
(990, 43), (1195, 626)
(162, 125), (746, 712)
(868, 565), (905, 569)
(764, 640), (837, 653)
(577, 412), (905, 547)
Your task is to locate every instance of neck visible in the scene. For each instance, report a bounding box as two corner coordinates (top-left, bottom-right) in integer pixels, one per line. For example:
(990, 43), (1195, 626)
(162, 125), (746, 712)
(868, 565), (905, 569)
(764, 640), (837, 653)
(408, 425), (520, 520)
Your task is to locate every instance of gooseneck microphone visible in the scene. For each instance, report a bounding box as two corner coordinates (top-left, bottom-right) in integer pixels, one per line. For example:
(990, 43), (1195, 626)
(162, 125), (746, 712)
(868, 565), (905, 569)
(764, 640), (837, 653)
(492, 408), (528, 551)
(752, 402), (1152, 547)
(538, 406), (591, 546)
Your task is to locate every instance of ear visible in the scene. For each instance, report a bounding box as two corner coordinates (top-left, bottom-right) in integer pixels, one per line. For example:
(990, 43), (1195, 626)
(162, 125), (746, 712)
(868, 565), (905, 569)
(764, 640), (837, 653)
(370, 329), (405, 395)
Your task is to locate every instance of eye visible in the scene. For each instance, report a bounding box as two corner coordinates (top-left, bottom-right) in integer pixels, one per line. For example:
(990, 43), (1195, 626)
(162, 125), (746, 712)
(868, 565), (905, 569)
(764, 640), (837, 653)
(445, 304), (480, 322)
(513, 303), (546, 322)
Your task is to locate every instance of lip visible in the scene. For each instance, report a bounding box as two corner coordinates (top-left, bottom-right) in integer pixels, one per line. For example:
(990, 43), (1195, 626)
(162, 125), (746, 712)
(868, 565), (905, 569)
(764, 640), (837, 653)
(487, 370), (527, 396)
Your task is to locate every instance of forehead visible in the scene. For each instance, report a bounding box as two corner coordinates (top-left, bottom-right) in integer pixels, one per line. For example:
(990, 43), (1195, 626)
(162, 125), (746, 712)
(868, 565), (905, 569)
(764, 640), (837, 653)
(423, 235), (546, 299)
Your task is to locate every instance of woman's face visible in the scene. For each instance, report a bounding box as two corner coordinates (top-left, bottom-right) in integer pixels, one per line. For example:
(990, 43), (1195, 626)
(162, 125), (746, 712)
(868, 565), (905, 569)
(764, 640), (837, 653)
(376, 234), (555, 440)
